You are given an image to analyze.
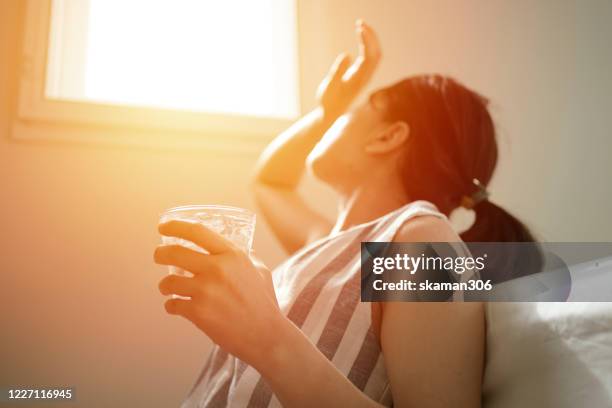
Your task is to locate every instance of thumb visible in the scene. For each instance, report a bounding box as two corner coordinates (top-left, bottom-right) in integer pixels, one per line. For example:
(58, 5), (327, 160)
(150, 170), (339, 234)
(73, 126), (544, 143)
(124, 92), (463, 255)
(249, 249), (270, 275)
(327, 52), (352, 84)
(249, 248), (263, 265)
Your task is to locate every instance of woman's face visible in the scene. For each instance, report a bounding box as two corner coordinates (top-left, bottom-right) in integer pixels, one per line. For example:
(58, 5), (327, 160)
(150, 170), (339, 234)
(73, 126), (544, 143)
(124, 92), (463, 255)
(306, 100), (390, 192)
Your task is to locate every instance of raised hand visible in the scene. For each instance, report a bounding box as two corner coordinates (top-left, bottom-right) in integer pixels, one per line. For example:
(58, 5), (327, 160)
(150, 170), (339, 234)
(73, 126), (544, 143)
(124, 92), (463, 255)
(316, 20), (382, 117)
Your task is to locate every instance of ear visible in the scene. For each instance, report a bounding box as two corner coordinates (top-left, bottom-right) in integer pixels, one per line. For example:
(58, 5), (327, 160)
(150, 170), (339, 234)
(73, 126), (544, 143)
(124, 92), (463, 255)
(364, 121), (410, 155)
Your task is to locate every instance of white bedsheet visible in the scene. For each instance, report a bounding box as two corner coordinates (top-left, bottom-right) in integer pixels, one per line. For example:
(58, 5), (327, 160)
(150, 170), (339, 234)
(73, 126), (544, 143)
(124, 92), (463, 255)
(483, 302), (612, 407)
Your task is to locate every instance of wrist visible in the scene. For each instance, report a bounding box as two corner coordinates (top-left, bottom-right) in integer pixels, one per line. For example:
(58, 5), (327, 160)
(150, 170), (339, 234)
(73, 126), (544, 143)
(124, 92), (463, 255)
(317, 104), (344, 125)
(253, 312), (376, 408)
(254, 312), (300, 379)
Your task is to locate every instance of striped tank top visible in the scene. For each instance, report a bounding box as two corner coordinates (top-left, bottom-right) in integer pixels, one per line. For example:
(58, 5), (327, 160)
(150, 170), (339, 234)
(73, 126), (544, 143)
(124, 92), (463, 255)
(182, 200), (449, 407)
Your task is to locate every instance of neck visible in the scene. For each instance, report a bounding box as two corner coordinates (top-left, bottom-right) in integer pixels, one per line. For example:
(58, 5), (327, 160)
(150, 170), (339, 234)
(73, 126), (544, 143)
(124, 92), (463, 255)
(331, 173), (410, 234)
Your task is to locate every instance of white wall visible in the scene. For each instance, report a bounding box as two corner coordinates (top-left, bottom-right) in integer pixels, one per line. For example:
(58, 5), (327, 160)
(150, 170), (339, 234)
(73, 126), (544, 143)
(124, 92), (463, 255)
(1, 0), (611, 406)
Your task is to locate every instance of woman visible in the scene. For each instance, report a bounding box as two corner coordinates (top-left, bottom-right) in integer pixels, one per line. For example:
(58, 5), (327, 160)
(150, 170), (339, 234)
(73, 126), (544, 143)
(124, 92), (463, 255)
(154, 20), (537, 407)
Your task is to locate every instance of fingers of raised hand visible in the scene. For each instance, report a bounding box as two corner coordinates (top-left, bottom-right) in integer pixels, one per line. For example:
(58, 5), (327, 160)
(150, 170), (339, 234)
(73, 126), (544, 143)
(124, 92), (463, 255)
(318, 52), (352, 102)
(345, 20), (381, 85)
(329, 52), (352, 83)
(357, 20), (382, 62)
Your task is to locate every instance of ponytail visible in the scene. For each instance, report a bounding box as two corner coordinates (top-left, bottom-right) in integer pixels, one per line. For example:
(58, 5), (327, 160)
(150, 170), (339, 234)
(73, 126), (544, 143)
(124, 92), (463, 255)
(460, 200), (536, 242)
(460, 200), (544, 283)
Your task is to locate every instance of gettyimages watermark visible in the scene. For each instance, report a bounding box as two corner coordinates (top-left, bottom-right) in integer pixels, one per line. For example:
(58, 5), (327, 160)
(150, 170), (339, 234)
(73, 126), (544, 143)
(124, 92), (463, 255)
(360, 242), (612, 302)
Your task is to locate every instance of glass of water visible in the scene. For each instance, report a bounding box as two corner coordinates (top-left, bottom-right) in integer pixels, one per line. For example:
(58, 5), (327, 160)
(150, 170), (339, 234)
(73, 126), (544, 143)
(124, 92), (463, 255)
(159, 205), (256, 298)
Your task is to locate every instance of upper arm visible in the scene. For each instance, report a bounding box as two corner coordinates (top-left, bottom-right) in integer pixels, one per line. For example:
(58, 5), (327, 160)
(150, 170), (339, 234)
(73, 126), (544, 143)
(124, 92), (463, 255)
(380, 302), (484, 408)
(380, 215), (485, 407)
(252, 183), (332, 255)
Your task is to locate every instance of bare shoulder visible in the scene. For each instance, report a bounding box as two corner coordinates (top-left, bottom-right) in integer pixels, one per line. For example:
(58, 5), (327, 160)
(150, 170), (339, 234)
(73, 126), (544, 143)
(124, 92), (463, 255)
(381, 214), (485, 406)
(393, 214), (461, 243)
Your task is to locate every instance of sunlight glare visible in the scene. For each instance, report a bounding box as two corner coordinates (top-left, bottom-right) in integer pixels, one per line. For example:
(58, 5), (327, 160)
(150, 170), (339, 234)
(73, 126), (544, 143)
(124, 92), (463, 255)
(84, 0), (299, 118)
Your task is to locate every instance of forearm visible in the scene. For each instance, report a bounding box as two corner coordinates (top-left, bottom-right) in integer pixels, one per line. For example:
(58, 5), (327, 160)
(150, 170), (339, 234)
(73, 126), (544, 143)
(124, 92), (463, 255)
(252, 107), (339, 189)
(255, 314), (384, 408)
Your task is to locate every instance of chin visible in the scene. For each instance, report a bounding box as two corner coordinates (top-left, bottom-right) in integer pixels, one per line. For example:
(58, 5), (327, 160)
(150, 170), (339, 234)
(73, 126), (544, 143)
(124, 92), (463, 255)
(307, 154), (355, 193)
(306, 154), (329, 182)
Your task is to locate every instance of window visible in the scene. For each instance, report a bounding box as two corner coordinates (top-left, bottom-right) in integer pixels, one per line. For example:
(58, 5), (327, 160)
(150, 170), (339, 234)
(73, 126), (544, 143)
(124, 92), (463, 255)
(16, 0), (300, 149)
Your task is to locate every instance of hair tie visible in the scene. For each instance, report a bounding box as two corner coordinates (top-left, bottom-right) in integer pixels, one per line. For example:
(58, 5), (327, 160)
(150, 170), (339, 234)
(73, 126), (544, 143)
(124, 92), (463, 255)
(460, 178), (490, 209)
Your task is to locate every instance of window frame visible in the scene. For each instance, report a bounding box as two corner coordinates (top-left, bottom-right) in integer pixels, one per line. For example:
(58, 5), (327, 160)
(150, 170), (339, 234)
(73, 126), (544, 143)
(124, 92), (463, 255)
(14, 0), (301, 152)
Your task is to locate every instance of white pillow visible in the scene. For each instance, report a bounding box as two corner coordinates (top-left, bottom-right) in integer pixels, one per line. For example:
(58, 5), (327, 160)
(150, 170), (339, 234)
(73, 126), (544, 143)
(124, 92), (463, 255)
(482, 302), (612, 407)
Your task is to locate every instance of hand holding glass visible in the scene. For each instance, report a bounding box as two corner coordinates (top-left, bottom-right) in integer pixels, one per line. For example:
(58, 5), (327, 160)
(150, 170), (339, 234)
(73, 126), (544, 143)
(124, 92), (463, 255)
(159, 205), (256, 299)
